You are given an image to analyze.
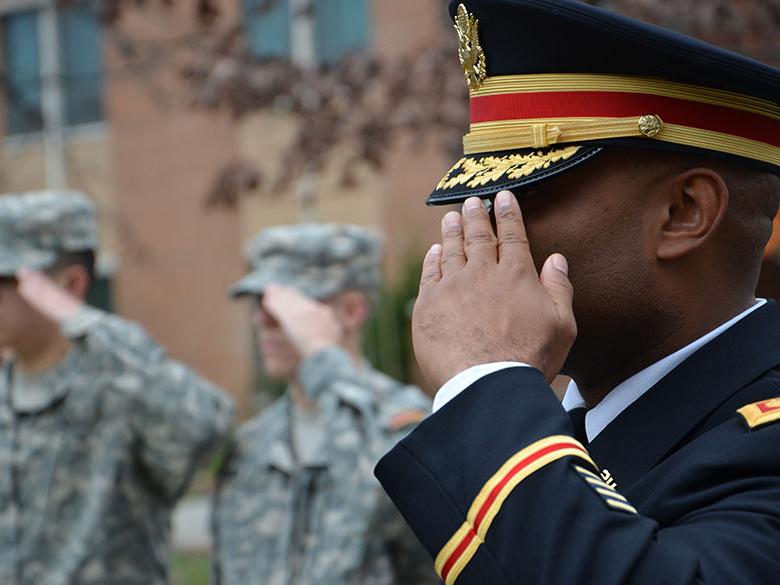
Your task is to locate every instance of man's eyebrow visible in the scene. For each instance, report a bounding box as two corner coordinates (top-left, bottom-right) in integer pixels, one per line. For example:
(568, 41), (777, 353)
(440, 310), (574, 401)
(517, 188), (543, 200)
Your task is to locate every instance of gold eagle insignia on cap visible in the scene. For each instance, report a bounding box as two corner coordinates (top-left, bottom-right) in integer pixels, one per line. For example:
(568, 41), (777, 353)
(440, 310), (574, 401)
(454, 4), (487, 92)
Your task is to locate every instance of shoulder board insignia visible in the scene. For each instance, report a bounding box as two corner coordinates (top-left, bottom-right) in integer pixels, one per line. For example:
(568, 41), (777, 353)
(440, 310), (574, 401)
(737, 397), (780, 430)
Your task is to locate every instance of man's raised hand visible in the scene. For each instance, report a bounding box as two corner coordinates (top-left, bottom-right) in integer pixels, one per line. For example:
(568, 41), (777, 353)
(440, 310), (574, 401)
(16, 268), (83, 324)
(412, 190), (577, 390)
(261, 285), (343, 358)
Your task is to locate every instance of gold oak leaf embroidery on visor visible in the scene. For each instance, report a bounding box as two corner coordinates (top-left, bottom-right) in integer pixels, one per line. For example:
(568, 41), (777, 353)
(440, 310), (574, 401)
(437, 146), (582, 191)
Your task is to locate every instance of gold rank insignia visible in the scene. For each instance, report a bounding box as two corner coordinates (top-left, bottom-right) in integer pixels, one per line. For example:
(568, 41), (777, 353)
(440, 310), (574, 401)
(737, 397), (780, 430)
(454, 4), (487, 92)
(573, 465), (637, 515)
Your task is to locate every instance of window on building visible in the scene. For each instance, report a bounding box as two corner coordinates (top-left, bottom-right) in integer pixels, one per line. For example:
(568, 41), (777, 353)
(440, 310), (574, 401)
(314, 0), (370, 64)
(244, 0), (370, 64)
(2, 3), (104, 135)
(244, 0), (292, 58)
(58, 3), (104, 126)
(3, 10), (42, 134)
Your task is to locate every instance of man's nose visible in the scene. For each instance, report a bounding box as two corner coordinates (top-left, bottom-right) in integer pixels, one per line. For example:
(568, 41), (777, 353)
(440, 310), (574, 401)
(252, 304), (278, 329)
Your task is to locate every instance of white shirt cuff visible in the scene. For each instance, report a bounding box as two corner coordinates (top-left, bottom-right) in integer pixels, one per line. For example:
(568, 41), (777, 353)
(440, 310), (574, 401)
(432, 362), (531, 413)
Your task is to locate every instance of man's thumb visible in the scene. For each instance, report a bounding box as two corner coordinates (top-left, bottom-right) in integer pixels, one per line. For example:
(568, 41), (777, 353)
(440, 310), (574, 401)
(540, 253), (574, 316)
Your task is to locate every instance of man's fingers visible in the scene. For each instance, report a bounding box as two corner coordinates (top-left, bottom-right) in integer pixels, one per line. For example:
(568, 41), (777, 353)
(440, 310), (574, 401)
(419, 244), (442, 288)
(540, 253), (575, 326)
(15, 268), (82, 323)
(262, 284), (320, 320)
(16, 267), (43, 292)
(494, 191), (534, 267)
(462, 197), (497, 265)
(440, 211), (466, 273)
(260, 284), (285, 319)
(261, 285), (304, 331)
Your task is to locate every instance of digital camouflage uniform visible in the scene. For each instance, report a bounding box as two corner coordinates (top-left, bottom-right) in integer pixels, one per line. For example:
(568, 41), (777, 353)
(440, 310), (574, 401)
(0, 192), (235, 585)
(212, 224), (438, 585)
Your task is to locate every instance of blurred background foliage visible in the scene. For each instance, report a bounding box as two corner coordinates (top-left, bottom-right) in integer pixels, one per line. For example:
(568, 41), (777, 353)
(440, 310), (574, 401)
(173, 553), (210, 585)
(362, 249), (422, 383)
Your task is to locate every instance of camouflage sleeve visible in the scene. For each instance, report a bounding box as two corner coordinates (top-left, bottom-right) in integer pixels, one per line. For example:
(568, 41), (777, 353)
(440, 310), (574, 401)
(297, 347), (379, 413)
(128, 359), (235, 500)
(61, 305), (167, 365)
(210, 441), (236, 585)
(296, 347), (389, 455)
(64, 305), (236, 500)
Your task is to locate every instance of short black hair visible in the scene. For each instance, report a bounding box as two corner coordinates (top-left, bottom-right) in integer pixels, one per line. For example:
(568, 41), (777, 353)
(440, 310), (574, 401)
(715, 164), (780, 294)
(46, 249), (96, 285)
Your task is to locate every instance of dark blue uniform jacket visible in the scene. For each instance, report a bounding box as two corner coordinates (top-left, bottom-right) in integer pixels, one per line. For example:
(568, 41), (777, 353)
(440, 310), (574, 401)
(376, 302), (780, 585)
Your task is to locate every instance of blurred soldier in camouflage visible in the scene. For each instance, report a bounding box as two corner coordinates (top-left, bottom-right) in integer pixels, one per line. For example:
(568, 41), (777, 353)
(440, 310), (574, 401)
(0, 191), (235, 585)
(211, 224), (437, 585)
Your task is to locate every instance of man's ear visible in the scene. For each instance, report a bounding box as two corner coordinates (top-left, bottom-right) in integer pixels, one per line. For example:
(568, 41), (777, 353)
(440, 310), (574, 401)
(53, 265), (91, 301)
(334, 290), (371, 334)
(655, 168), (729, 261)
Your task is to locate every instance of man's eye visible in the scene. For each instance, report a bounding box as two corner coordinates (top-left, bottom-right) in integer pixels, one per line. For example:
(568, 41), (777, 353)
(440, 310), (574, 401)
(519, 189), (542, 200)
(515, 190), (541, 206)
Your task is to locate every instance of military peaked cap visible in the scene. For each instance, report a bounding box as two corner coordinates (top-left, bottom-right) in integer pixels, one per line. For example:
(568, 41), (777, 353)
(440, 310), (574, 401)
(429, 0), (780, 205)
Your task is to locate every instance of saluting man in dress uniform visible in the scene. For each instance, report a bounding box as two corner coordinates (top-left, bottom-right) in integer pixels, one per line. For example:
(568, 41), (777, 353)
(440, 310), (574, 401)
(375, 1), (780, 584)
(0, 191), (235, 585)
(211, 224), (437, 585)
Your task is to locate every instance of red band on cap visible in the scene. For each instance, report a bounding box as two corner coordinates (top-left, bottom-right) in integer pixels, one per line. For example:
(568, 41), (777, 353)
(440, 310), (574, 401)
(470, 91), (780, 148)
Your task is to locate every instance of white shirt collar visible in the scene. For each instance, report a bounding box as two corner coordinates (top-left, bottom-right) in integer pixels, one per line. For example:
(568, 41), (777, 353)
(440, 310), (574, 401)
(562, 299), (767, 441)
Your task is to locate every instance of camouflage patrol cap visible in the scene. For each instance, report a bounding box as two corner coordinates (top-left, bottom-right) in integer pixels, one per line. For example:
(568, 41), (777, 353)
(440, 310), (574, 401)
(0, 191), (98, 276)
(230, 223), (382, 300)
